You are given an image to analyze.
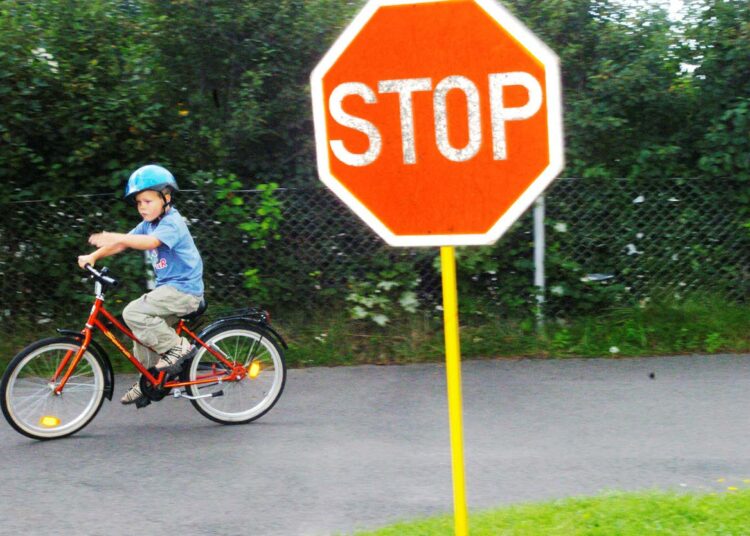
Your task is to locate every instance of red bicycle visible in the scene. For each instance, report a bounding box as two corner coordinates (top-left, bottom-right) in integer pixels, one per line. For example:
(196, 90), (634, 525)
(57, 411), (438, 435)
(1, 265), (287, 440)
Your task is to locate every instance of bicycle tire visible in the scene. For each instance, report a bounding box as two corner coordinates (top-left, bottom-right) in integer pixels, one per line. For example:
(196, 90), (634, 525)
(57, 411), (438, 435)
(1, 337), (106, 440)
(183, 322), (286, 425)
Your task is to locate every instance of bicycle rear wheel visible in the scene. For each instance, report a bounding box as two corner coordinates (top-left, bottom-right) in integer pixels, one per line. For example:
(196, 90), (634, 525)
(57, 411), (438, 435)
(1, 337), (105, 440)
(185, 323), (286, 424)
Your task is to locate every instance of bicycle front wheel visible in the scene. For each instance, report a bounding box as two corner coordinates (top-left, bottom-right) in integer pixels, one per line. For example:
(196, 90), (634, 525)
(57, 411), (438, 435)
(185, 323), (286, 424)
(1, 337), (106, 440)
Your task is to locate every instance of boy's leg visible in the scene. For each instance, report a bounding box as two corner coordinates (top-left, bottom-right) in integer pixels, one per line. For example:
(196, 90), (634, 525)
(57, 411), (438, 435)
(121, 286), (201, 403)
(132, 335), (170, 369)
(123, 286), (193, 355)
(121, 317), (174, 404)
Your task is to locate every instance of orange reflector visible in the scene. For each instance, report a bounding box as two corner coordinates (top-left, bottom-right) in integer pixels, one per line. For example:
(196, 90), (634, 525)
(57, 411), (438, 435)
(248, 361), (261, 379)
(39, 415), (61, 428)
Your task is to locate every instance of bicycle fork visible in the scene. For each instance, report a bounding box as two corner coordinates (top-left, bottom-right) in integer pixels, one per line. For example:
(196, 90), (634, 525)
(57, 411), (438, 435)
(53, 296), (106, 394)
(52, 329), (94, 395)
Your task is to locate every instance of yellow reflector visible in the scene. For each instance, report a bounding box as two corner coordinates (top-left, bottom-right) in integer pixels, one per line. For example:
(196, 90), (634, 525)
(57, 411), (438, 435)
(248, 361), (261, 379)
(39, 416), (61, 428)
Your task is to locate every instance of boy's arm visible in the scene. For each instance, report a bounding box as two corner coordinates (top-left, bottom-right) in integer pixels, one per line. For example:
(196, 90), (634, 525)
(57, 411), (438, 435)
(78, 243), (127, 269)
(88, 231), (161, 251)
(78, 232), (161, 269)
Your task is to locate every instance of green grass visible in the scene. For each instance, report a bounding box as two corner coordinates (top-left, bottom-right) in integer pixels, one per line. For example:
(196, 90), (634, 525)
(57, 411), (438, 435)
(527, 295), (750, 358)
(278, 295), (749, 368)
(1, 296), (748, 373)
(352, 489), (750, 535)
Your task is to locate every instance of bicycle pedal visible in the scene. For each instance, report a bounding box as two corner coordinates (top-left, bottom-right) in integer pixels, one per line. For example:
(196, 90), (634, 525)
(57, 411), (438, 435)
(135, 397), (152, 409)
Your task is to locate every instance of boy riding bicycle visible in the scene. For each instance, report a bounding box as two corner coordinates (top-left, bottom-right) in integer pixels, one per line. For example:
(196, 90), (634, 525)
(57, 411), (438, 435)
(77, 164), (204, 406)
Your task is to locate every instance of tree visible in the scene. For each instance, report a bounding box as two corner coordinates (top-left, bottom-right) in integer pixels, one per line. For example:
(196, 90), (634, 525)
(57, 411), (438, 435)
(689, 0), (750, 187)
(141, 0), (357, 187)
(508, 0), (700, 180)
(0, 0), (177, 200)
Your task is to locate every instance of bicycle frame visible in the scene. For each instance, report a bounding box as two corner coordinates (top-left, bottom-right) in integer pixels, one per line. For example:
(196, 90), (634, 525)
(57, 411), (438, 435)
(52, 292), (248, 395)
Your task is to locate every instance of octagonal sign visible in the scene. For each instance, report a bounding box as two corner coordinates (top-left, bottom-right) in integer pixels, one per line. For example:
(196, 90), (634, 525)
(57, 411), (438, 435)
(311, 0), (563, 247)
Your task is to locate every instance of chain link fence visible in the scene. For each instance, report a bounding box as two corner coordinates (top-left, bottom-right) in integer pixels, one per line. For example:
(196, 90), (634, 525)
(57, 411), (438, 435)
(0, 178), (747, 338)
(543, 178), (748, 315)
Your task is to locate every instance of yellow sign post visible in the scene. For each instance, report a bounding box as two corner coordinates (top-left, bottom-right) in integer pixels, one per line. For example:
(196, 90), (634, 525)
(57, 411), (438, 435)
(440, 246), (468, 535)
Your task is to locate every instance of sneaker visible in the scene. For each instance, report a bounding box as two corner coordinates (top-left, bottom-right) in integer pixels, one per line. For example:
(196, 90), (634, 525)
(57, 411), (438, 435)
(121, 382), (144, 405)
(155, 337), (195, 374)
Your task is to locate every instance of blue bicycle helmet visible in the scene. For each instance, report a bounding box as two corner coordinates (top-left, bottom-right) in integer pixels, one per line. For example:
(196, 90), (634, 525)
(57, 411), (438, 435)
(123, 165), (179, 204)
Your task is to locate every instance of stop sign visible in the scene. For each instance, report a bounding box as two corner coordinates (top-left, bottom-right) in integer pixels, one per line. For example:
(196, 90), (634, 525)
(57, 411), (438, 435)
(311, 0), (563, 247)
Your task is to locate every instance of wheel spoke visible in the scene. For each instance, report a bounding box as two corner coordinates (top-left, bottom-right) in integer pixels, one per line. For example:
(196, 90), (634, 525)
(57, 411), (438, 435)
(14, 392), (50, 416)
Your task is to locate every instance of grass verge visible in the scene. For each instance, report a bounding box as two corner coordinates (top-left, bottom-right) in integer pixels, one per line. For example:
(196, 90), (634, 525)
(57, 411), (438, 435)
(352, 489), (750, 535)
(1, 297), (748, 373)
(280, 296), (749, 368)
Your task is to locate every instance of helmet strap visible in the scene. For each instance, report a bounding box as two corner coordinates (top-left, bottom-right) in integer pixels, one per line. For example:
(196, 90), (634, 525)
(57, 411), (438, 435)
(154, 191), (172, 224)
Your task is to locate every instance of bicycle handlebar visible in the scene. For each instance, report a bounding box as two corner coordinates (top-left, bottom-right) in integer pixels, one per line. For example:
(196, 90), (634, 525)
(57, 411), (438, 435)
(84, 264), (119, 288)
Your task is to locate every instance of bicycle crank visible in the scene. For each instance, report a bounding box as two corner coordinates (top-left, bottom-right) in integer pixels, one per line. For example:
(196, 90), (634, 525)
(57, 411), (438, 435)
(139, 368), (172, 402)
(171, 389), (224, 401)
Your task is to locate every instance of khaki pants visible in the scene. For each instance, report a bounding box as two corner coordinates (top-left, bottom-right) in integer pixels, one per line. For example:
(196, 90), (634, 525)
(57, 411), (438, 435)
(122, 285), (202, 368)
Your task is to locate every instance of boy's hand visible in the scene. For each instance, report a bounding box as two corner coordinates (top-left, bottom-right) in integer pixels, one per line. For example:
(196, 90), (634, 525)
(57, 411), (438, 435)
(78, 254), (96, 269)
(88, 231), (121, 248)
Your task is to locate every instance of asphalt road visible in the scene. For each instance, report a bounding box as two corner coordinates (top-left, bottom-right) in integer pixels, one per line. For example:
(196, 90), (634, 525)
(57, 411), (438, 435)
(2, 354), (750, 535)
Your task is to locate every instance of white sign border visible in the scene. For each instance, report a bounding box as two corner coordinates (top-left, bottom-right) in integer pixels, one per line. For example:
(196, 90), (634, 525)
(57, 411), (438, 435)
(310, 0), (564, 247)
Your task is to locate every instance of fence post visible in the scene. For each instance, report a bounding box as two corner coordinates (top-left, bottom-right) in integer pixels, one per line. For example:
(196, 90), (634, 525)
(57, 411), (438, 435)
(534, 195), (545, 329)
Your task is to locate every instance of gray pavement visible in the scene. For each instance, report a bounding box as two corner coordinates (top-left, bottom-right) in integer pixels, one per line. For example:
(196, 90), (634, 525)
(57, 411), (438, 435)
(1, 354), (750, 535)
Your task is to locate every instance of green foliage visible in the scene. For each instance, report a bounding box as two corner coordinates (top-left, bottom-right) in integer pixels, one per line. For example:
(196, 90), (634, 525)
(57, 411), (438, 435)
(2, 0), (746, 194)
(211, 175), (283, 250)
(537, 294), (750, 357)
(0, 0), (174, 200)
(691, 0), (750, 187)
(190, 170), (284, 304)
(237, 183), (283, 250)
(699, 98), (750, 185)
(242, 267), (266, 301)
(508, 0), (700, 180)
(704, 331), (724, 353)
(443, 224), (536, 318)
(137, 0), (358, 185)
(0, 0), (358, 202)
(346, 260), (421, 326)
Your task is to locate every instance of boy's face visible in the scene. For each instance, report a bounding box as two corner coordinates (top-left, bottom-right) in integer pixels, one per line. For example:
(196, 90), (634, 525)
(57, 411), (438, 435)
(135, 190), (169, 222)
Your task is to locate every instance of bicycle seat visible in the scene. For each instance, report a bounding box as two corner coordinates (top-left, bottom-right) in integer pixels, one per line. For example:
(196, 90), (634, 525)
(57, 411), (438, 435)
(182, 298), (207, 322)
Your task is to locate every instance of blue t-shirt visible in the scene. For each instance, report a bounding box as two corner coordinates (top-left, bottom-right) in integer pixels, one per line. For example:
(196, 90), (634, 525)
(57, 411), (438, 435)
(129, 208), (204, 296)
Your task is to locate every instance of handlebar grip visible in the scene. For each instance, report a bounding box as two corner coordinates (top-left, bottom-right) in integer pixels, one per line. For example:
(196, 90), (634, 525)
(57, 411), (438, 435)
(101, 274), (119, 287)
